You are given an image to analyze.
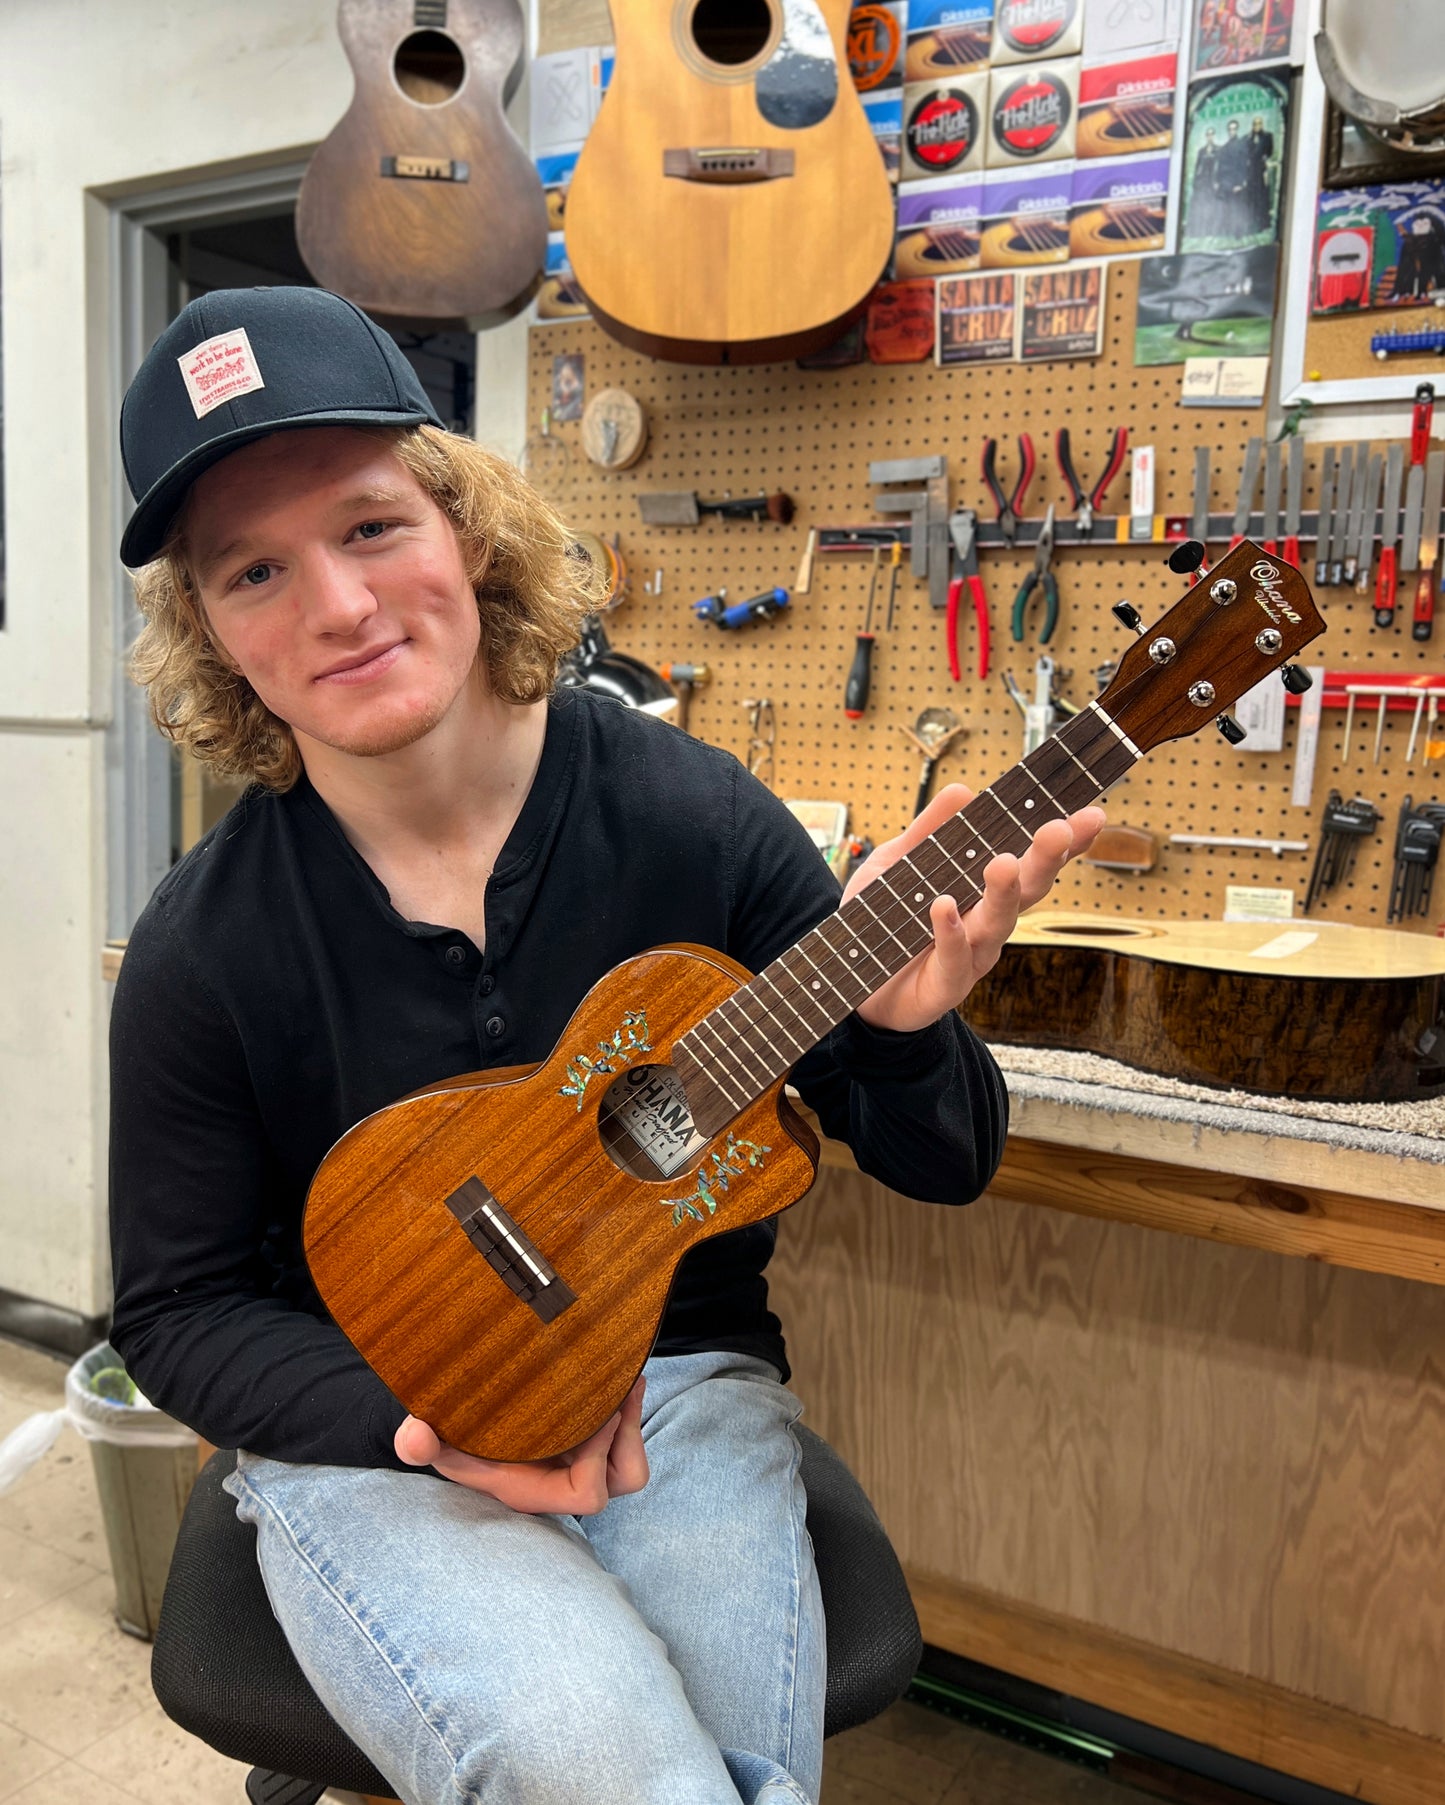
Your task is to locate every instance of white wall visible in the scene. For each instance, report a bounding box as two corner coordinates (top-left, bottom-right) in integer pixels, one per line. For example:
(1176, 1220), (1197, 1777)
(0, 0), (530, 1317)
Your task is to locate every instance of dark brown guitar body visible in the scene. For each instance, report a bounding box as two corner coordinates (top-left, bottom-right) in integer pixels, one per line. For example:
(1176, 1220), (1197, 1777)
(963, 916), (1445, 1102)
(305, 946), (819, 1463)
(295, 0), (547, 321)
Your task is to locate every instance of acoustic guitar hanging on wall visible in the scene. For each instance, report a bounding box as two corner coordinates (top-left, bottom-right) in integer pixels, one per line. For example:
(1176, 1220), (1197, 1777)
(304, 539), (1325, 1465)
(295, 0), (548, 323)
(563, 0), (896, 364)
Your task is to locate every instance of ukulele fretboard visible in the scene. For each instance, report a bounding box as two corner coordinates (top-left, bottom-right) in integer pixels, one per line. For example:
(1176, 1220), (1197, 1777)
(675, 702), (1140, 1134)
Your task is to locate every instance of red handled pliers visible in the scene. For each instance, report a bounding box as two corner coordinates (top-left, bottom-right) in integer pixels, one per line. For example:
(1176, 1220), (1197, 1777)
(946, 509), (989, 681)
(1056, 424), (1128, 538)
(982, 433), (1036, 545)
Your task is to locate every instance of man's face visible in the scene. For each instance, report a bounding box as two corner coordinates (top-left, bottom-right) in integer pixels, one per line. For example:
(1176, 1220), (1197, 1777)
(1227, 121), (1239, 137)
(186, 427), (482, 762)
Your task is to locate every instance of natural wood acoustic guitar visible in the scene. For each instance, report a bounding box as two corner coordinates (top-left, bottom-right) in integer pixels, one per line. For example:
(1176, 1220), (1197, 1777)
(964, 913), (1445, 1102)
(562, 0), (895, 363)
(295, 0), (547, 322)
(304, 541), (1323, 1462)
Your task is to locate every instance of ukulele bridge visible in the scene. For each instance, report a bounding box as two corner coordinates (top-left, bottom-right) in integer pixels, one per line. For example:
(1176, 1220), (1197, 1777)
(663, 148), (795, 184)
(443, 1176), (576, 1323)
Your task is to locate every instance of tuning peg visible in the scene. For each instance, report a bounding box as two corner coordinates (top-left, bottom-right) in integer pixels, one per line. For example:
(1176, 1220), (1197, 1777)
(1112, 601), (1145, 635)
(1168, 540), (1207, 575)
(1216, 713), (1247, 746)
(1280, 664), (1312, 694)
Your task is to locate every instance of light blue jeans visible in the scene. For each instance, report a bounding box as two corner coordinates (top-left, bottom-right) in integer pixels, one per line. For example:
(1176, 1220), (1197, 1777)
(224, 1349), (825, 1805)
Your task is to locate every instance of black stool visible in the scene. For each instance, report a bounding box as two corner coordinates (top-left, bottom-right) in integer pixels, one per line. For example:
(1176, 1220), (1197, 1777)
(152, 1430), (922, 1803)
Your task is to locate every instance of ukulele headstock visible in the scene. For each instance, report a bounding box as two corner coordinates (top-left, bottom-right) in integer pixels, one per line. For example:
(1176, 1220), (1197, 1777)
(1098, 539), (1325, 755)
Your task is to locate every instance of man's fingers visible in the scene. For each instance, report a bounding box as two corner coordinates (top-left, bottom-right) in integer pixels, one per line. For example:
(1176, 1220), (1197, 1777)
(394, 1414), (442, 1467)
(844, 783), (974, 901)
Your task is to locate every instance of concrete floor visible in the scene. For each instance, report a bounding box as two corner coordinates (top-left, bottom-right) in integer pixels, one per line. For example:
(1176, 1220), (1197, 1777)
(0, 1335), (1130, 1805)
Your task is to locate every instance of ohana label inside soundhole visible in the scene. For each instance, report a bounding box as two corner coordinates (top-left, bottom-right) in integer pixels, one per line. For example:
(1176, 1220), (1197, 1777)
(599, 1064), (711, 1179)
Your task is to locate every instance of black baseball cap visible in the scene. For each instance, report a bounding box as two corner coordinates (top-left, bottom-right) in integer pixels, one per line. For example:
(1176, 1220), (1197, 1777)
(118, 286), (444, 568)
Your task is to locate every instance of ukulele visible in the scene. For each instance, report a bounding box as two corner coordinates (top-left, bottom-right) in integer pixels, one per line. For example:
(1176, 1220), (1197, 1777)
(562, 0), (895, 363)
(295, 0), (547, 322)
(304, 540), (1324, 1463)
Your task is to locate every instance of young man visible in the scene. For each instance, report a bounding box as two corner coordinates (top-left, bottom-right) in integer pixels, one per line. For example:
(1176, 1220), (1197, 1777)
(109, 287), (1102, 1805)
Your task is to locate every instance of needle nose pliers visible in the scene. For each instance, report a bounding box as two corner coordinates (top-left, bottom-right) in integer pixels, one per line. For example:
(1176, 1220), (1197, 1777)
(982, 433), (1036, 545)
(1011, 504), (1059, 644)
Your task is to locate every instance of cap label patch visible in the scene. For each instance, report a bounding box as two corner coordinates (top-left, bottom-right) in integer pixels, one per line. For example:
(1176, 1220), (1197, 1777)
(178, 328), (266, 419)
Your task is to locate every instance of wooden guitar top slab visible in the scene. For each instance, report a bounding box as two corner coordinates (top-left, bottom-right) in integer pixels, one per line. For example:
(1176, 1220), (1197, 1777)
(1010, 912), (1445, 981)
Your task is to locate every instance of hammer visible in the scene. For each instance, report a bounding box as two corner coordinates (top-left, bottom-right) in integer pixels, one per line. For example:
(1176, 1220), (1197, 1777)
(659, 661), (710, 733)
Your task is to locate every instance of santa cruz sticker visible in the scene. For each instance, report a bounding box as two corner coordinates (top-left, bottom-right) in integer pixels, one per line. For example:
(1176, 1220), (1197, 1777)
(996, 0), (1078, 57)
(992, 71), (1072, 159)
(906, 88), (981, 172)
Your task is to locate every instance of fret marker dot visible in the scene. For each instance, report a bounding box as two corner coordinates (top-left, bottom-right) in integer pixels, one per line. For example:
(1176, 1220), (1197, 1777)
(1024, 799), (1035, 809)
(914, 891), (924, 903)
(966, 849), (977, 859)
(848, 948), (859, 959)
(811, 980), (820, 990)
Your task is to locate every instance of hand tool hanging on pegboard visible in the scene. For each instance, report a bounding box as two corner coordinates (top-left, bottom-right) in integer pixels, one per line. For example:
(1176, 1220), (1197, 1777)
(1314, 446), (1337, 587)
(694, 586), (790, 628)
(1374, 443), (1405, 628)
(1412, 449), (1444, 643)
(1282, 436), (1304, 570)
(946, 510), (989, 681)
(981, 433), (1036, 545)
(1055, 425), (1128, 539)
(1260, 440), (1282, 557)
(1011, 505), (1059, 644)
(844, 548), (883, 720)
(1229, 436), (1263, 549)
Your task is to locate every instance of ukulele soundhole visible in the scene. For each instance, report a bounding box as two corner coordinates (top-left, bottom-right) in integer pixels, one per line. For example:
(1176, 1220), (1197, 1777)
(690, 0), (774, 66)
(598, 1064), (711, 1180)
(393, 29), (465, 105)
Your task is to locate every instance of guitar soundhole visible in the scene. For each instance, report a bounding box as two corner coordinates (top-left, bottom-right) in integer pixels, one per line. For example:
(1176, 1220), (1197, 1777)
(690, 0), (774, 67)
(393, 29), (465, 105)
(1036, 922), (1152, 938)
(597, 1064), (710, 1181)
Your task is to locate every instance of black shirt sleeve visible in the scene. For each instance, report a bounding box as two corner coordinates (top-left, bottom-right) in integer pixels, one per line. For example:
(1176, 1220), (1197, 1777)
(107, 903), (409, 1468)
(724, 759), (1008, 1204)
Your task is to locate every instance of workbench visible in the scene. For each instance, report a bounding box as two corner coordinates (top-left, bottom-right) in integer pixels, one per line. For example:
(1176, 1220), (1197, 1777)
(774, 1071), (1445, 1805)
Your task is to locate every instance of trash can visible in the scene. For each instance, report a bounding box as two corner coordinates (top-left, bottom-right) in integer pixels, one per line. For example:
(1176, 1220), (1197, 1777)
(65, 1343), (198, 1640)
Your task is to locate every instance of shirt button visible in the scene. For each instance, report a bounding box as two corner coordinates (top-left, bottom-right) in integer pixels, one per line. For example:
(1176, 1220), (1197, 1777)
(444, 944), (467, 966)
(479, 974), (495, 995)
(485, 1015), (506, 1038)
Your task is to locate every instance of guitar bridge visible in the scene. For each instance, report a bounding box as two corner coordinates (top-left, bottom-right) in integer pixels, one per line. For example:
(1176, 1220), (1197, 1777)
(444, 1176), (576, 1323)
(663, 148), (795, 184)
(380, 155), (470, 182)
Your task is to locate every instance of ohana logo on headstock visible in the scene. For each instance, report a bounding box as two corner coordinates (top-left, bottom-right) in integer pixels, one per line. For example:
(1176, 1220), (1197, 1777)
(1250, 559), (1302, 626)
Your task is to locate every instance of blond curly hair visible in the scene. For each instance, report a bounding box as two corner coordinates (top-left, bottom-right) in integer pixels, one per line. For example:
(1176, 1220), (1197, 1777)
(128, 424), (603, 791)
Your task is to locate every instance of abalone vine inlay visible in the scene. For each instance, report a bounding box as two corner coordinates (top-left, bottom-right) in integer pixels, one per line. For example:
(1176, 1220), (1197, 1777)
(558, 1009), (653, 1109)
(662, 1134), (771, 1227)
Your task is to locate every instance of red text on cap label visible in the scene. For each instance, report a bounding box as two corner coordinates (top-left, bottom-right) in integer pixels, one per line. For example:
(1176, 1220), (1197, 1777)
(178, 328), (266, 420)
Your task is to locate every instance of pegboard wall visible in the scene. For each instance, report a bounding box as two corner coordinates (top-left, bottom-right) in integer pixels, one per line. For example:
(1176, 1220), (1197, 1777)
(527, 258), (1444, 933)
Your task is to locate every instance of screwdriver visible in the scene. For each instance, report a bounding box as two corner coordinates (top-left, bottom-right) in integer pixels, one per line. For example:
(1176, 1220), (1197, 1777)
(845, 547), (882, 720)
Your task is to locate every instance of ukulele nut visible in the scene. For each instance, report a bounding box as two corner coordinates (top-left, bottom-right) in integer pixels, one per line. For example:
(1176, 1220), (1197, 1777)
(1255, 628), (1283, 654)
(1209, 577), (1238, 605)
(1187, 680), (1217, 708)
(1147, 636), (1177, 665)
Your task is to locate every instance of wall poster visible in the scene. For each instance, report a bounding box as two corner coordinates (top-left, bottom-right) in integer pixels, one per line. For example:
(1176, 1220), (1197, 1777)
(1179, 69), (1290, 253)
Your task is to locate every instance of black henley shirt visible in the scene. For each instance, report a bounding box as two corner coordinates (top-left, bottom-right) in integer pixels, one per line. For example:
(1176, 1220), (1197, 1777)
(108, 688), (1008, 1469)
